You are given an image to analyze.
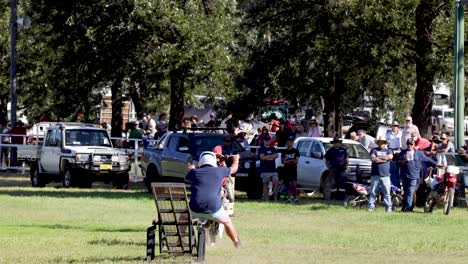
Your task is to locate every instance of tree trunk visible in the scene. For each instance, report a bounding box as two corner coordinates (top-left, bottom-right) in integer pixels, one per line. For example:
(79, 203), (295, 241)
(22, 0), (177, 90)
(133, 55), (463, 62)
(412, 0), (440, 138)
(323, 73), (343, 137)
(169, 70), (185, 131)
(111, 74), (123, 146)
(129, 86), (144, 119)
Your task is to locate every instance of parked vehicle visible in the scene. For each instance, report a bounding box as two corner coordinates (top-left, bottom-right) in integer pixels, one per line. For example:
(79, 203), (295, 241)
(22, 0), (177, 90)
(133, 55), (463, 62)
(30, 123), (131, 189)
(140, 129), (260, 198)
(424, 165), (459, 215)
(293, 137), (372, 193)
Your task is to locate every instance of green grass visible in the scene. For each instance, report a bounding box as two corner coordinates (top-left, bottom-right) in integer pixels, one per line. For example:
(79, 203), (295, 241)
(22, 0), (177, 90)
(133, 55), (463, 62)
(1, 174), (468, 264)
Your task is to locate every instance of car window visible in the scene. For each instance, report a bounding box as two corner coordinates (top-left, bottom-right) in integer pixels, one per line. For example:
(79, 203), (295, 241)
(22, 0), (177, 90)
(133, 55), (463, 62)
(44, 129), (55, 146)
(310, 141), (322, 158)
(189, 135), (244, 159)
(323, 142), (369, 159)
(297, 140), (312, 157)
(65, 129), (111, 147)
(176, 137), (190, 152)
(156, 133), (169, 150)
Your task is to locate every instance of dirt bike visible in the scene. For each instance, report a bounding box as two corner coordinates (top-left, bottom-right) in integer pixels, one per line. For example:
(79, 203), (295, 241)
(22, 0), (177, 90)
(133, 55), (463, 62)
(424, 165), (459, 215)
(344, 182), (403, 210)
(201, 153), (235, 247)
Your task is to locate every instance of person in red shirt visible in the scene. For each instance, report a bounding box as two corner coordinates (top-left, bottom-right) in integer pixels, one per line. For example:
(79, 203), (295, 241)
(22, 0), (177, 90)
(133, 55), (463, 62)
(11, 121), (27, 144)
(411, 132), (431, 151)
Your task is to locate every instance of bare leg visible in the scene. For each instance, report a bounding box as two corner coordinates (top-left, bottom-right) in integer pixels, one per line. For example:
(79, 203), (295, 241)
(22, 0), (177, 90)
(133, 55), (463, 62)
(272, 178), (279, 201)
(263, 182), (269, 201)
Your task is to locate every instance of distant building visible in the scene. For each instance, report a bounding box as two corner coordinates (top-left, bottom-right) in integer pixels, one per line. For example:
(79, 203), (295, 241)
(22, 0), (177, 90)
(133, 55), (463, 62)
(99, 89), (136, 130)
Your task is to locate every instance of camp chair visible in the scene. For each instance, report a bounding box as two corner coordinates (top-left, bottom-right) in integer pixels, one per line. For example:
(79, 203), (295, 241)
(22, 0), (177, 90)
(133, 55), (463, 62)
(146, 182), (206, 262)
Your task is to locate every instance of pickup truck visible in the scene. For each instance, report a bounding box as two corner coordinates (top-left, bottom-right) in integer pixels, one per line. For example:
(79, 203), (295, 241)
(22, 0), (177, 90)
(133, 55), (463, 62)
(140, 130), (261, 198)
(30, 123), (131, 189)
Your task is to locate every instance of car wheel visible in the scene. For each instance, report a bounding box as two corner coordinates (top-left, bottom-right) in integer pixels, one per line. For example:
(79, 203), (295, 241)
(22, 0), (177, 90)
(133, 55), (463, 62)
(63, 167), (75, 188)
(145, 165), (159, 193)
(113, 172), (129, 189)
(30, 163), (45, 187)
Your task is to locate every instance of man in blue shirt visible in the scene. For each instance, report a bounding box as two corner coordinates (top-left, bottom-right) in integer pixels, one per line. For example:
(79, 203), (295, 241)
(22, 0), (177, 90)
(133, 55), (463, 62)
(185, 151), (241, 247)
(368, 138), (393, 212)
(324, 137), (348, 200)
(258, 135), (279, 201)
(398, 138), (441, 212)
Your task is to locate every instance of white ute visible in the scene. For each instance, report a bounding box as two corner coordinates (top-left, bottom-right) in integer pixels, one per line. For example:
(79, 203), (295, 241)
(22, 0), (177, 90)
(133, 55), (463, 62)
(30, 123), (131, 188)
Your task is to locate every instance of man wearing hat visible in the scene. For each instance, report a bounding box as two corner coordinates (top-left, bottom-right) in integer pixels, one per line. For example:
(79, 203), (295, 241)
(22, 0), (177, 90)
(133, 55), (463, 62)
(401, 115), (420, 149)
(281, 136), (300, 203)
(258, 135), (279, 201)
(368, 137), (393, 212)
(307, 120), (320, 137)
(398, 138), (442, 212)
(324, 137), (349, 200)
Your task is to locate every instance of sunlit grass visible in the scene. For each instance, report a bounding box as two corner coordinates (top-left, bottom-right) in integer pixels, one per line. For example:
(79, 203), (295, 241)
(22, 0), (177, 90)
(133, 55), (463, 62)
(1, 173), (468, 264)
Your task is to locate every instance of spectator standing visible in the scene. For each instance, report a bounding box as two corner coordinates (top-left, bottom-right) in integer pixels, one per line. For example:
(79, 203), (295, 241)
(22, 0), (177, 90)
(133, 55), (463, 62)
(436, 133), (455, 166)
(128, 121), (143, 149)
(398, 138), (440, 212)
(307, 120), (320, 137)
(411, 132), (431, 151)
(281, 137), (300, 203)
(297, 124), (308, 137)
(256, 126), (271, 147)
(356, 130), (377, 151)
(145, 113), (156, 139)
(155, 113), (168, 140)
(386, 121), (402, 187)
(368, 138), (393, 212)
(401, 116), (420, 149)
(206, 112), (219, 127)
(386, 121), (402, 151)
(273, 122), (289, 148)
(288, 122), (299, 140)
(0, 123), (10, 168)
(324, 137), (349, 200)
(258, 135), (279, 201)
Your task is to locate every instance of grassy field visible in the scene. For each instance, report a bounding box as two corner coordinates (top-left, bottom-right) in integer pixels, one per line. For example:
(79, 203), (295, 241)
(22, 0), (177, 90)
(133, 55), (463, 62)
(1, 174), (468, 264)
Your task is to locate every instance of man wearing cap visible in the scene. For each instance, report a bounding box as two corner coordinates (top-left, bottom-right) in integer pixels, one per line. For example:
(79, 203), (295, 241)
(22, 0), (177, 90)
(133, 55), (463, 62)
(324, 137), (349, 200)
(368, 138), (393, 212)
(258, 135), (279, 201)
(281, 136), (300, 203)
(398, 138), (441, 212)
(155, 113), (168, 140)
(356, 130), (377, 151)
(401, 116), (420, 149)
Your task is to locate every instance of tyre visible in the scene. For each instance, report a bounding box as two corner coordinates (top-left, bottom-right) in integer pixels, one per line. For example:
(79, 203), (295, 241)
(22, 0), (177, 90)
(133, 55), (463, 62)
(443, 188), (455, 215)
(424, 192), (435, 213)
(224, 177), (235, 202)
(30, 163), (45, 187)
(344, 196), (365, 207)
(246, 175), (262, 199)
(113, 172), (129, 189)
(62, 167), (75, 188)
(145, 165), (159, 193)
(391, 194), (403, 211)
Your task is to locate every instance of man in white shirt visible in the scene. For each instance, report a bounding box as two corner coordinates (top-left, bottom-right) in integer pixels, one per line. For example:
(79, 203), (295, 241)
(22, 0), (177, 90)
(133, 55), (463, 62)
(401, 116), (420, 149)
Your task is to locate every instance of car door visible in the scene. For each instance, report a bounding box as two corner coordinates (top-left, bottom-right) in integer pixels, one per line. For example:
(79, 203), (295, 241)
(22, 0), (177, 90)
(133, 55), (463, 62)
(39, 129), (62, 173)
(171, 137), (192, 179)
(296, 139), (313, 188)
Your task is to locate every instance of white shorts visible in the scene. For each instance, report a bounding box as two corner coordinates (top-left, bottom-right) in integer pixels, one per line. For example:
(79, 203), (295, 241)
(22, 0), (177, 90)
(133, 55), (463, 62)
(261, 172), (279, 183)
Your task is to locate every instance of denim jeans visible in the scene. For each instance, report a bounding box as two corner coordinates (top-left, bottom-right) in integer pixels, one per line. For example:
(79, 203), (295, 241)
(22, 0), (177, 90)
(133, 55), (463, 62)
(368, 176), (392, 210)
(402, 177), (419, 211)
(390, 162), (400, 188)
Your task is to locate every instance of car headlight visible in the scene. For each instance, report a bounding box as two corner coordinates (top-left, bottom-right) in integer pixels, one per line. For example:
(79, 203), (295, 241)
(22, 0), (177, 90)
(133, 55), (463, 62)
(93, 155), (101, 162)
(118, 155), (129, 163)
(76, 154), (91, 162)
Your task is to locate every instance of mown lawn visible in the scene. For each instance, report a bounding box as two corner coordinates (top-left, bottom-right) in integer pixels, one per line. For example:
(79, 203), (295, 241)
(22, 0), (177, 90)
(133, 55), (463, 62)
(1, 174), (468, 264)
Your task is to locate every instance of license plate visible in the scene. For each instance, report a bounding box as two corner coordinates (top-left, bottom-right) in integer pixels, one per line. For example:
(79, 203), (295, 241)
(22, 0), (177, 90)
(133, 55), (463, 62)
(100, 164), (112, 170)
(235, 173), (248, 177)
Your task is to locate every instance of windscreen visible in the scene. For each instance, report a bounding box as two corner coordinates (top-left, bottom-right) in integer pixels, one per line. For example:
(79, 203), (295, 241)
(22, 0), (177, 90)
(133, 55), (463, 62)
(323, 143), (369, 159)
(65, 129), (112, 147)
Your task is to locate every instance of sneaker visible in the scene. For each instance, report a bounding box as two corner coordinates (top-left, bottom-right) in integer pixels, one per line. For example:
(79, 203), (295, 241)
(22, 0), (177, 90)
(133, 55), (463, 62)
(368, 208), (374, 212)
(234, 240), (242, 248)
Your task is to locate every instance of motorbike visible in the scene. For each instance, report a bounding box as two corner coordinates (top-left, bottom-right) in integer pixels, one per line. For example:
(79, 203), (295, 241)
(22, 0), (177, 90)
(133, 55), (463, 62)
(200, 152), (235, 247)
(344, 182), (403, 210)
(424, 165), (459, 215)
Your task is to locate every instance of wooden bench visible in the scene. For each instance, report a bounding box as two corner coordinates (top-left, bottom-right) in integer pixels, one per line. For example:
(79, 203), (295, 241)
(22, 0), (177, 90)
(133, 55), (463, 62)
(146, 182), (206, 262)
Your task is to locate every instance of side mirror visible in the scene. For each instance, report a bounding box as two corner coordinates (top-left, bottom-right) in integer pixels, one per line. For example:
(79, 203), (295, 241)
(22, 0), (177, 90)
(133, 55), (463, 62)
(312, 151), (323, 159)
(178, 146), (189, 153)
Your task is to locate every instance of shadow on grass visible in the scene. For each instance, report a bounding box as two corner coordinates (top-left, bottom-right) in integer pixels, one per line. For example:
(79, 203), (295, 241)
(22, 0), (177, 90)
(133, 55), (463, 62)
(18, 223), (144, 233)
(52, 256), (146, 263)
(88, 238), (146, 247)
(0, 188), (152, 200)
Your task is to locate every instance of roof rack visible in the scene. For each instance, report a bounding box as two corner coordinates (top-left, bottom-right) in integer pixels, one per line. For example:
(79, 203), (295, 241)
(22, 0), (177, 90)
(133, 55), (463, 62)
(172, 127), (228, 134)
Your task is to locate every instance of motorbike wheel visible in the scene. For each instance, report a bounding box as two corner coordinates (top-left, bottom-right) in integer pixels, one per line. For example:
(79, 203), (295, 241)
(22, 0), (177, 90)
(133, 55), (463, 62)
(344, 196), (365, 207)
(391, 194), (403, 211)
(207, 221), (219, 247)
(224, 177), (235, 203)
(443, 188), (455, 215)
(424, 192), (436, 213)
